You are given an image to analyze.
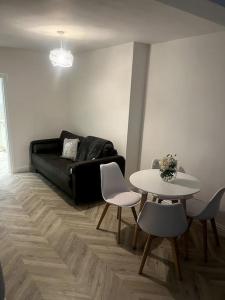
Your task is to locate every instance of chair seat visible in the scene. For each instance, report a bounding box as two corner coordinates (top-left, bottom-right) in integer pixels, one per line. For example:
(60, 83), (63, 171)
(186, 198), (207, 218)
(106, 191), (141, 207)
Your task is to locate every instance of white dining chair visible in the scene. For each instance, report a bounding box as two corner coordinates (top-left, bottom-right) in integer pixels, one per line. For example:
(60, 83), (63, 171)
(138, 201), (188, 280)
(186, 187), (225, 262)
(151, 158), (160, 169)
(150, 159), (161, 202)
(96, 162), (141, 244)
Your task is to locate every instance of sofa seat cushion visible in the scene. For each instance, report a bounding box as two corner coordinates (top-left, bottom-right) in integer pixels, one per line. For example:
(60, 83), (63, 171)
(32, 153), (76, 196)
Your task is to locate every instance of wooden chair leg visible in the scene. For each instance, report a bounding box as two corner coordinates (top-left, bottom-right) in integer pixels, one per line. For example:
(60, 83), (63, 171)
(210, 218), (220, 247)
(132, 223), (139, 249)
(131, 207), (137, 222)
(117, 206), (119, 219)
(117, 207), (122, 244)
(184, 231), (189, 260)
(96, 203), (110, 229)
(183, 218), (193, 260)
(139, 234), (153, 274)
(171, 237), (182, 280)
(132, 192), (148, 249)
(188, 218), (193, 231)
(201, 220), (208, 263)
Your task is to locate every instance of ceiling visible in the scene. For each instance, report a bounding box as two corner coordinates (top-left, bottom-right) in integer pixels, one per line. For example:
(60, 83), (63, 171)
(158, 0), (225, 26)
(0, 0), (224, 52)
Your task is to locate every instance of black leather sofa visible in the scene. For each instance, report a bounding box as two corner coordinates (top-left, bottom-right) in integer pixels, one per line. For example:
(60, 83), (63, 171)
(30, 130), (125, 204)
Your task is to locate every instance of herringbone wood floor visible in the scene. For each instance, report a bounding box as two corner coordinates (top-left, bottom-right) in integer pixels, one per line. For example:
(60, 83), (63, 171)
(0, 173), (225, 300)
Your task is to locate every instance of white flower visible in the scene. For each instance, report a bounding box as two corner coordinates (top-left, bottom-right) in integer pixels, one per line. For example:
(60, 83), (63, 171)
(159, 154), (177, 171)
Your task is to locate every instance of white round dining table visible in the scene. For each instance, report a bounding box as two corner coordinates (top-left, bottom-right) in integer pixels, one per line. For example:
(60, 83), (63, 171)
(130, 169), (200, 200)
(130, 169), (200, 249)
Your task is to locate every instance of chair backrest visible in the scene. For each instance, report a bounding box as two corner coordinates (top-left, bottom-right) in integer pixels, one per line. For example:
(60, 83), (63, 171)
(100, 162), (129, 200)
(151, 159), (160, 169)
(178, 166), (185, 173)
(138, 201), (188, 237)
(198, 187), (225, 220)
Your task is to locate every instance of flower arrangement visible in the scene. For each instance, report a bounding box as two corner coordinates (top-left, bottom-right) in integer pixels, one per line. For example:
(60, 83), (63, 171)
(159, 154), (177, 182)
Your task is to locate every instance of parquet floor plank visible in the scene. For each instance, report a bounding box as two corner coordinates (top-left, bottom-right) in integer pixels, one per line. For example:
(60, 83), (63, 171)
(0, 173), (225, 299)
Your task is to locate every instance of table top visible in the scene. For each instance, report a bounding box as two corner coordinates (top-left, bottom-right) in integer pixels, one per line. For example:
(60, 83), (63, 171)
(130, 169), (200, 199)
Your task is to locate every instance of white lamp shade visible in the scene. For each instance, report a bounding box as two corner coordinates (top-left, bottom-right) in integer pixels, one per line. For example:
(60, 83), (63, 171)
(49, 48), (74, 68)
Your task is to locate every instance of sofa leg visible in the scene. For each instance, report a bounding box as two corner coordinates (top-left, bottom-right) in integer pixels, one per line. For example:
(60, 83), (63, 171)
(31, 166), (38, 173)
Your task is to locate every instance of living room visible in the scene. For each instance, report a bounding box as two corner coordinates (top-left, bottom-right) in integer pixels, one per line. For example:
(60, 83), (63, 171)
(1, 1), (225, 299)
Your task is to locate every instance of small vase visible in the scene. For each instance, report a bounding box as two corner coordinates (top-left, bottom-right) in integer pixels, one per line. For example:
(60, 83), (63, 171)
(160, 169), (177, 182)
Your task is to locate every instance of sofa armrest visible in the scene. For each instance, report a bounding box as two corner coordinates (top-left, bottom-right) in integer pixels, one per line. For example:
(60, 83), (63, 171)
(70, 155), (125, 204)
(30, 138), (61, 154)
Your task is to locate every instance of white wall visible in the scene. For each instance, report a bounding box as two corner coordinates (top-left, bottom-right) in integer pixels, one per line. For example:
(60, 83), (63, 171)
(0, 48), (71, 172)
(125, 43), (149, 177)
(68, 43), (134, 156)
(0, 42), (148, 177)
(0, 79), (7, 151)
(140, 31), (225, 226)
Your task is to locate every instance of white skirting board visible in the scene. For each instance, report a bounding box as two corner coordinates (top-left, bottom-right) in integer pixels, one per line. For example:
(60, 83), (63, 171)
(13, 165), (30, 173)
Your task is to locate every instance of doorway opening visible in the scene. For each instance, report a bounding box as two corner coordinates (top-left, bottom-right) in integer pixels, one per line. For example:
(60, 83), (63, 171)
(0, 77), (10, 178)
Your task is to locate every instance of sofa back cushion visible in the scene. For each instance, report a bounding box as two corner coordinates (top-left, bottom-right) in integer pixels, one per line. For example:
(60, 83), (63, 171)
(60, 130), (82, 143)
(32, 139), (61, 154)
(59, 131), (117, 161)
(60, 130), (84, 158)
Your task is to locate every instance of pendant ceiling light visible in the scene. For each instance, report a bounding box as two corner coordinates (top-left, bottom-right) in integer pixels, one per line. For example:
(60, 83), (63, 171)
(49, 31), (74, 68)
